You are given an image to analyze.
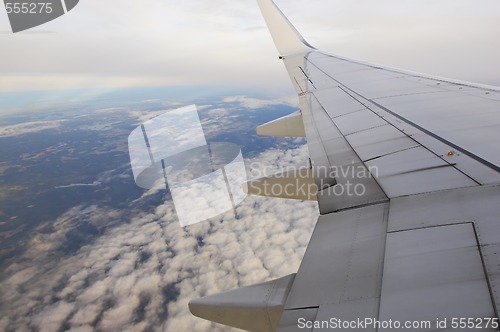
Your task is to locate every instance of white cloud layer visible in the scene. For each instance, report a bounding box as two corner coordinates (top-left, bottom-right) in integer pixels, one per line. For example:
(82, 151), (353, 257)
(0, 120), (64, 137)
(0, 144), (319, 331)
(223, 95), (298, 109)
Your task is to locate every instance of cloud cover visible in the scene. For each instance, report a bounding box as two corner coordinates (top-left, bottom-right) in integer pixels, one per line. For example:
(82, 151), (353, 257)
(0, 144), (319, 331)
(0, 120), (65, 137)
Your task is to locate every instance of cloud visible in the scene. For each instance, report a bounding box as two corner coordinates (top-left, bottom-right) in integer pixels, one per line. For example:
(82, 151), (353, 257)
(55, 181), (101, 189)
(0, 144), (319, 331)
(222, 95), (298, 109)
(0, 0), (281, 92)
(0, 120), (64, 137)
(128, 107), (186, 124)
(2, 0), (498, 93)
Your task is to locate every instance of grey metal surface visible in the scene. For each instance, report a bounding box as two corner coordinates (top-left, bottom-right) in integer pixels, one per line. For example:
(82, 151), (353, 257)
(345, 124), (419, 162)
(301, 52), (500, 186)
(314, 87), (365, 118)
(387, 185), (500, 238)
(333, 109), (387, 135)
(295, 51), (500, 200)
(482, 244), (500, 317)
(379, 223), (496, 331)
(365, 146), (477, 197)
(313, 299), (378, 332)
(284, 203), (388, 309)
(295, 81), (388, 214)
(389, 185), (500, 316)
(276, 308), (318, 332)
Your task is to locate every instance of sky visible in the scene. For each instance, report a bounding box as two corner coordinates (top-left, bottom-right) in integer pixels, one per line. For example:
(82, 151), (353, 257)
(1, 0), (500, 95)
(1, 1), (500, 330)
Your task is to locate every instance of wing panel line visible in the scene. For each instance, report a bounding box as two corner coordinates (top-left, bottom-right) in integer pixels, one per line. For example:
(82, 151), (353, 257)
(305, 55), (493, 180)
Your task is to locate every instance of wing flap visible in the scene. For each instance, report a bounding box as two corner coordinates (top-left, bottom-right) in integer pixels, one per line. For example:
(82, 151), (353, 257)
(244, 168), (317, 201)
(380, 223), (496, 326)
(256, 111), (306, 137)
(283, 203), (389, 313)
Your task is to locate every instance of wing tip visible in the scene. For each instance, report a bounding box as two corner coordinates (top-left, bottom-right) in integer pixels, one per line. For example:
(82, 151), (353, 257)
(256, 0), (314, 56)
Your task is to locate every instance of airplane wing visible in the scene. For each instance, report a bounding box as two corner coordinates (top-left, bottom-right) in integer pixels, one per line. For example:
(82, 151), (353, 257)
(189, 1), (500, 331)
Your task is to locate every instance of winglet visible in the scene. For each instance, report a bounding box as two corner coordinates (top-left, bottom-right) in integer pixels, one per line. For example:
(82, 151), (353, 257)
(256, 0), (314, 56)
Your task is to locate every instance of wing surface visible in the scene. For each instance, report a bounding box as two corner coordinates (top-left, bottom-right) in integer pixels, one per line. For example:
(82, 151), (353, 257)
(190, 1), (500, 331)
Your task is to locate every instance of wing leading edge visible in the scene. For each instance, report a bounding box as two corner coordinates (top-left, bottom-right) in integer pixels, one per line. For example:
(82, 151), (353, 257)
(190, 1), (500, 331)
